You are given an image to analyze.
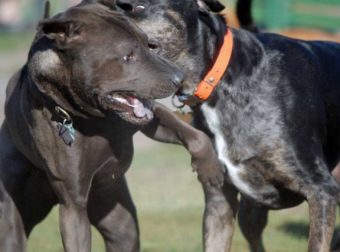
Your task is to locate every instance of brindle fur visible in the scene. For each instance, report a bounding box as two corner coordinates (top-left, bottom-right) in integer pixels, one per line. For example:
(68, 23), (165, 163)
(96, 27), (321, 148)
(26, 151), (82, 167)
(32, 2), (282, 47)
(90, 0), (340, 251)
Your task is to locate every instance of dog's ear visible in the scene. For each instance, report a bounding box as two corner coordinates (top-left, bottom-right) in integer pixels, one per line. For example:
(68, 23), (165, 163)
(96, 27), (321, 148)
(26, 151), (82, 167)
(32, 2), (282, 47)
(197, 0), (225, 12)
(43, 1), (50, 19)
(28, 42), (99, 119)
(39, 19), (83, 49)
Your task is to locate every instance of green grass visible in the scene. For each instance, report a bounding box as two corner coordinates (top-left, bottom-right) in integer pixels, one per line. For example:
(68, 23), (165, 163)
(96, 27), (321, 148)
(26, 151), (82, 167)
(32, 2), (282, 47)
(26, 143), (332, 252)
(0, 32), (34, 53)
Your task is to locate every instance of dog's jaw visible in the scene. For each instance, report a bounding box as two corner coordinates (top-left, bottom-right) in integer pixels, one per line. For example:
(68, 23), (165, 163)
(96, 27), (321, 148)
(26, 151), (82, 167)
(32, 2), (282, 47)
(101, 93), (154, 125)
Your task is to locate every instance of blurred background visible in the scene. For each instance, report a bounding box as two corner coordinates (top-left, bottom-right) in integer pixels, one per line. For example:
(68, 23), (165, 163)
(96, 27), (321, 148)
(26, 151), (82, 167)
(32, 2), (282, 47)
(1, 0), (339, 35)
(0, 0), (78, 30)
(0, 0), (339, 251)
(223, 0), (340, 41)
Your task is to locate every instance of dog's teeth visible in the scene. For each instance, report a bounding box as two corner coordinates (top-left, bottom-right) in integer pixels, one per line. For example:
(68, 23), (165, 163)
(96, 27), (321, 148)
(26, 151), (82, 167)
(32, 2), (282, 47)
(114, 97), (128, 104)
(108, 95), (153, 120)
(111, 96), (135, 107)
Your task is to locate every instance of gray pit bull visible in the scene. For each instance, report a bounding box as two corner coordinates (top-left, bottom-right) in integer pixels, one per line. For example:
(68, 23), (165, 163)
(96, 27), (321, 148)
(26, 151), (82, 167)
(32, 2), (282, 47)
(0, 3), (224, 251)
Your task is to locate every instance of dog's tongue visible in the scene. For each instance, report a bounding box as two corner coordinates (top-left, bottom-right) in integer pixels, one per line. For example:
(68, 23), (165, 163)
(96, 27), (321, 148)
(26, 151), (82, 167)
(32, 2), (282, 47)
(132, 98), (146, 118)
(130, 97), (153, 119)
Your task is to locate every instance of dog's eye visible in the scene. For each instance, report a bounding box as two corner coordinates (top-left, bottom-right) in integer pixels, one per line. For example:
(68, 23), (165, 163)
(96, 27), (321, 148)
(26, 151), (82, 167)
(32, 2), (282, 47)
(134, 5), (146, 13)
(148, 40), (161, 54)
(123, 52), (135, 62)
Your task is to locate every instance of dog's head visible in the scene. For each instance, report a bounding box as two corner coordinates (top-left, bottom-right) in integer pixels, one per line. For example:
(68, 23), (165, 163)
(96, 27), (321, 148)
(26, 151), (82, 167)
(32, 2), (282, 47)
(81, 0), (226, 102)
(28, 4), (184, 125)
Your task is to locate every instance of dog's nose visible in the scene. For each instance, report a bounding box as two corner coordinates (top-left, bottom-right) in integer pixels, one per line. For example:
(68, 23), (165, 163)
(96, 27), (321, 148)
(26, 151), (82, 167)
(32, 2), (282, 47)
(172, 71), (185, 88)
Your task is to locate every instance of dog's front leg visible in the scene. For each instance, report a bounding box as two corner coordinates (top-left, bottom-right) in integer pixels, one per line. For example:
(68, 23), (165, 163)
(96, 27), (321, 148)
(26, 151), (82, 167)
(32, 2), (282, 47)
(238, 197), (267, 252)
(88, 175), (139, 252)
(0, 181), (26, 252)
(49, 176), (92, 252)
(202, 182), (238, 252)
(307, 189), (337, 252)
(141, 102), (224, 187)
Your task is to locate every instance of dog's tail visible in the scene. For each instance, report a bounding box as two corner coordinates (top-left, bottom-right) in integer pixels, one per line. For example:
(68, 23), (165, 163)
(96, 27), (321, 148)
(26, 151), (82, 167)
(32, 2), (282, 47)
(236, 0), (259, 32)
(43, 1), (50, 19)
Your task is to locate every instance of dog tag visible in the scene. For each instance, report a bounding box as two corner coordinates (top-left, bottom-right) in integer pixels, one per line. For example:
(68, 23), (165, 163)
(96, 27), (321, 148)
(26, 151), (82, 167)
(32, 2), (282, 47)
(57, 120), (75, 146)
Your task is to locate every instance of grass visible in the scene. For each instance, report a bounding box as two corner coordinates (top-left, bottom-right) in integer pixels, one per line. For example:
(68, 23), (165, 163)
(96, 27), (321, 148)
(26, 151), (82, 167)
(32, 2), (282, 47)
(0, 32), (34, 53)
(27, 142), (332, 252)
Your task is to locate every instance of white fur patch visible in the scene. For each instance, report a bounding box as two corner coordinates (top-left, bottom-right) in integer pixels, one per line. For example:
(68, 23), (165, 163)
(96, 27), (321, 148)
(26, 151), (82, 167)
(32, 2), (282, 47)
(34, 49), (61, 73)
(201, 103), (255, 197)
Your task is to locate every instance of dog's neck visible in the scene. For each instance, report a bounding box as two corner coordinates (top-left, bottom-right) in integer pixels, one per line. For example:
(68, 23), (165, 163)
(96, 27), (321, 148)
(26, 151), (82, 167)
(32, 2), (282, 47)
(194, 13), (227, 79)
(171, 12), (227, 93)
(198, 11), (227, 49)
(203, 30), (274, 109)
(198, 15), (265, 86)
(185, 25), (267, 111)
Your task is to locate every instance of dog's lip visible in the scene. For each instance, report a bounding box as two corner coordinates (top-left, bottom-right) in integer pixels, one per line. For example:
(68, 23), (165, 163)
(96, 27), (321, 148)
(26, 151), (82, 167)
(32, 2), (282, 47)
(105, 92), (154, 120)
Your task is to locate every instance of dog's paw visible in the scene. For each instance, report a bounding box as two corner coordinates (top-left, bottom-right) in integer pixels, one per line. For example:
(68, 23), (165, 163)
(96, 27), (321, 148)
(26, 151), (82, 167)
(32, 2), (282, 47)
(191, 155), (225, 188)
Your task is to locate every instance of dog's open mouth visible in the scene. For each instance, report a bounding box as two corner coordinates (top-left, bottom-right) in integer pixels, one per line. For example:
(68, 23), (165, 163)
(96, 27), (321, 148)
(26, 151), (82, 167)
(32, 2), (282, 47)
(104, 93), (154, 124)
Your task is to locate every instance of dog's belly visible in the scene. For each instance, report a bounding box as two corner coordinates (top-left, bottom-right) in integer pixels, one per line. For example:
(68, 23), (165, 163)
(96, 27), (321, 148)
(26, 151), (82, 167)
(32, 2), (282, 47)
(201, 104), (302, 208)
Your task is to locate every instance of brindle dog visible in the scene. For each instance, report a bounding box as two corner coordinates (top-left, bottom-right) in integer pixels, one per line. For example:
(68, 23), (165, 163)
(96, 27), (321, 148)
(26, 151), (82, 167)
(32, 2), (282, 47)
(0, 3), (224, 251)
(88, 0), (340, 251)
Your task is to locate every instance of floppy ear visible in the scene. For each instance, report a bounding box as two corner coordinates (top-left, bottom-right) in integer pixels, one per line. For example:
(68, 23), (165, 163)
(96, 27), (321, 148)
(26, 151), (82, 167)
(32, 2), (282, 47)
(39, 18), (83, 49)
(28, 39), (103, 119)
(197, 0), (225, 12)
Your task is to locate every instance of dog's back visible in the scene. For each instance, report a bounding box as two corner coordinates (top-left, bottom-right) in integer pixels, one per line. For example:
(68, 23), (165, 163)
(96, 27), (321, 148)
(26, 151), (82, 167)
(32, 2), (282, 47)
(308, 40), (340, 167)
(255, 32), (340, 167)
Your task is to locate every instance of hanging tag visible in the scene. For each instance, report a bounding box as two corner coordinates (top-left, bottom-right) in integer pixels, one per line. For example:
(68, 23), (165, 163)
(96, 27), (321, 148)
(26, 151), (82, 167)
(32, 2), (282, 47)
(57, 120), (75, 146)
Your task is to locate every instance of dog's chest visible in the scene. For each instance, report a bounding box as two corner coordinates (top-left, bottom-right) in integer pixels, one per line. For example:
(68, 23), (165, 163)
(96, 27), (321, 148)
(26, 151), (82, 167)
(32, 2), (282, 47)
(200, 103), (256, 197)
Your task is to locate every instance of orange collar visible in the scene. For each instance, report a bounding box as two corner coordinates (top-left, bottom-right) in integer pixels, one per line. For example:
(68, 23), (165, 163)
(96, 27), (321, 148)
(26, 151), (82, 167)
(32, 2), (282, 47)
(194, 29), (233, 101)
